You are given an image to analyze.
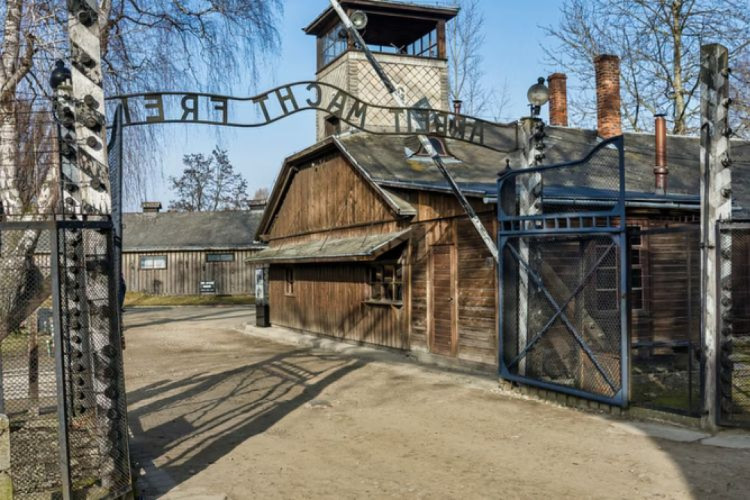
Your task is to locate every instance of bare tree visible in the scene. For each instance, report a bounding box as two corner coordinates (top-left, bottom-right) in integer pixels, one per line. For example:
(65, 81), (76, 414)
(0, 0), (281, 339)
(544, 0), (750, 134)
(252, 187), (269, 201)
(447, 0), (489, 116)
(169, 147), (249, 212)
(733, 55), (750, 137)
(1, 0), (282, 216)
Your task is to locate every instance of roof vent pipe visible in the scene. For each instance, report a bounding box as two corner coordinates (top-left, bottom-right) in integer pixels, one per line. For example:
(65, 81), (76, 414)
(654, 113), (668, 195)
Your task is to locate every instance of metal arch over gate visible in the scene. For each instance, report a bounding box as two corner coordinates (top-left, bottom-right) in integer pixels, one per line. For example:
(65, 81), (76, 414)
(497, 136), (629, 407)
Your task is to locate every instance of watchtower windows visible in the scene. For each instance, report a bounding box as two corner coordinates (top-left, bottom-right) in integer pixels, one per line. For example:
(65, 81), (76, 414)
(318, 23), (442, 70)
(321, 23), (348, 67)
(310, 3), (455, 71)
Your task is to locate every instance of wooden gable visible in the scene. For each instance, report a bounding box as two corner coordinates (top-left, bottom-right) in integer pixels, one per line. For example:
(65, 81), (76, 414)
(266, 152), (401, 241)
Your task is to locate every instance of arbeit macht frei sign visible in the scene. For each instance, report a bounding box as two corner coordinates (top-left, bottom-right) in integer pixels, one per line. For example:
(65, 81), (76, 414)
(108, 81), (514, 153)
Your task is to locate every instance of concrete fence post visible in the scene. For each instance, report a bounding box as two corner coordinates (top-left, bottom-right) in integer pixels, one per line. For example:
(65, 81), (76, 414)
(517, 117), (546, 375)
(699, 43), (732, 429)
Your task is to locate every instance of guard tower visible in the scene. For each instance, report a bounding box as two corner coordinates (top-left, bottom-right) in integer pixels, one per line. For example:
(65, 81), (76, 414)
(305, 0), (458, 140)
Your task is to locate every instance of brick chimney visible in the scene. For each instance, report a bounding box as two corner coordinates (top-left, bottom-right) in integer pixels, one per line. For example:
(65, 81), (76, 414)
(141, 201), (162, 213)
(594, 54), (622, 138)
(547, 73), (568, 127)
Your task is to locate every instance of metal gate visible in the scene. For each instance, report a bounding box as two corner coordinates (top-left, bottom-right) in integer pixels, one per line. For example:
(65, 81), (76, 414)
(497, 136), (628, 407)
(717, 221), (750, 427)
(0, 218), (131, 499)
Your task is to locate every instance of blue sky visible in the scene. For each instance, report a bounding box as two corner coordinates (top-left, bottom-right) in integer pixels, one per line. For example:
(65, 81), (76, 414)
(141, 0), (567, 210)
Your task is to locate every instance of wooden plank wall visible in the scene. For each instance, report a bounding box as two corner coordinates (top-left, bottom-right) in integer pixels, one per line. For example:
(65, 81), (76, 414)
(633, 226), (701, 344)
(267, 155), (397, 241)
(269, 264), (406, 349)
(123, 249), (258, 295)
(406, 190), (498, 367)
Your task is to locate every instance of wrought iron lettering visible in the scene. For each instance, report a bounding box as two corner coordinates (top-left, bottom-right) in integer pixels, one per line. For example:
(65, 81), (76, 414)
(108, 81), (514, 152)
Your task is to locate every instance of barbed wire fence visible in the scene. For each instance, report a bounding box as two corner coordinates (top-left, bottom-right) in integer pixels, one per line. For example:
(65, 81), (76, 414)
(0, 91), (131, 498)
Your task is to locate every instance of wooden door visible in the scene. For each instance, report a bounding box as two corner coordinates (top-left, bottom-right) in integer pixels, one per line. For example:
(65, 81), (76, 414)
(430, 245), (456, 356)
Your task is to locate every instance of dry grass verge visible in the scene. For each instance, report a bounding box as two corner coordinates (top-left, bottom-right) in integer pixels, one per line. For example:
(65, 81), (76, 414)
(125, 292), (255, 307)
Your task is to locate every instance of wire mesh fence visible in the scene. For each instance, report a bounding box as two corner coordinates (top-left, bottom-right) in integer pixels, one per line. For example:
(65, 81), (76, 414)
(629, 227), (703, 417)
(718, 222), (750, 427)
(500, 234), (625, 401)
(0, 219), (130, 499)
(0, 225), (61, 499)
(498, 136), (627, 406)
(57, 220), (131, 498)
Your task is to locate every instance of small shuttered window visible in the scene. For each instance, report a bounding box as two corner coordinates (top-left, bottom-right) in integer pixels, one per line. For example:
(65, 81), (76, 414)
(206, 253), (235, 262)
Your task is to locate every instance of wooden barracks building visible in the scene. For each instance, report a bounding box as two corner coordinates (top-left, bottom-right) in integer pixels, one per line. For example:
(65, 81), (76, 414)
(124, 203), (265, 296)
(249, 0), (750, 373)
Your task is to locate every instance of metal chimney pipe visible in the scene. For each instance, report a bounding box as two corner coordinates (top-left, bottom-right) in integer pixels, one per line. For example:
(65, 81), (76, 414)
(654, 113), (668, 195)
(453, 99), (463, 115)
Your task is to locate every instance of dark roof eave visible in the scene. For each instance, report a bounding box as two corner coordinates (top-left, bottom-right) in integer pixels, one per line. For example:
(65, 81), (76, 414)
(247, 228), (411, 264)
(124, 244), (266, 253)
(304, 1), (459, 36)
(374, 179), (491, 198)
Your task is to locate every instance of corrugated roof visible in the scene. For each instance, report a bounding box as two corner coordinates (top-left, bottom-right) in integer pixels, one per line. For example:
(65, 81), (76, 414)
(335, 128), (750, 216)
(246, 229), (410, 264)
(258, 125), (750, 238)
(123, 210), (265, 252)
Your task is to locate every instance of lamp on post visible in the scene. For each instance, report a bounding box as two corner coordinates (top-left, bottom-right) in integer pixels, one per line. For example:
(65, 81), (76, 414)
(527, 77), (550, 118)
(50, 60), (72, 90)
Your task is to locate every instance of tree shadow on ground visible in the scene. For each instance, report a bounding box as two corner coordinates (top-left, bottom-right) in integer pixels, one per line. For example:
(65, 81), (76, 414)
(127, 347), (363, 498)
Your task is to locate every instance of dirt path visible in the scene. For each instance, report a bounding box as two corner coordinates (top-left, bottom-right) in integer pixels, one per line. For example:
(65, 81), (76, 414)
(124, 306), (750, 499)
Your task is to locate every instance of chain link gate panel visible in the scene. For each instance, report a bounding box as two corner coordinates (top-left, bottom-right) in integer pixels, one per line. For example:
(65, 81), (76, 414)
(717, 221), (750, 427)
(629, 226), (703, 417)
(0, 219), (130, 499)
(0, 223), (60, 498)
(498, 136), (628, 406)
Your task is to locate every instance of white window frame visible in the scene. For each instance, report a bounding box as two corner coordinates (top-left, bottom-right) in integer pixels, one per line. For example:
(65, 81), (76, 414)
(139, 255), (167, 270)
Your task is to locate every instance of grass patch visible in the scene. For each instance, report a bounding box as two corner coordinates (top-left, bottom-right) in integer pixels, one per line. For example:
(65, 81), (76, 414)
(125, 292), (255, 307)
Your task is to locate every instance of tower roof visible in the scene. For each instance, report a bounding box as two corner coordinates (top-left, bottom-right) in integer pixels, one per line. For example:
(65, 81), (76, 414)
(304, 0), (459, 40)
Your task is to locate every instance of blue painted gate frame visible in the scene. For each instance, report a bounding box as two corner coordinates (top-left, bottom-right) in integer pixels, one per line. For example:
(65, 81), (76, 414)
(496, 136), (629, 407)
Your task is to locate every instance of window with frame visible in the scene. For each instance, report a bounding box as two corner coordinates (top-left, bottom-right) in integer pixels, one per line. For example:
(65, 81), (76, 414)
(140, 255), (167, 270)
(321, 23), (347, 67)
(369, 263), (403, 304)
(285, 268), (294, 295)
(206, 253), (235, 263)
(363, 28), (439, 59)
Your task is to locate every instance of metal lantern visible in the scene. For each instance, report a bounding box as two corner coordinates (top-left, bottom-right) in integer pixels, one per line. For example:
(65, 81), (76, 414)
(351, 10), (368, 30)
(527, 77), (550, 117)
